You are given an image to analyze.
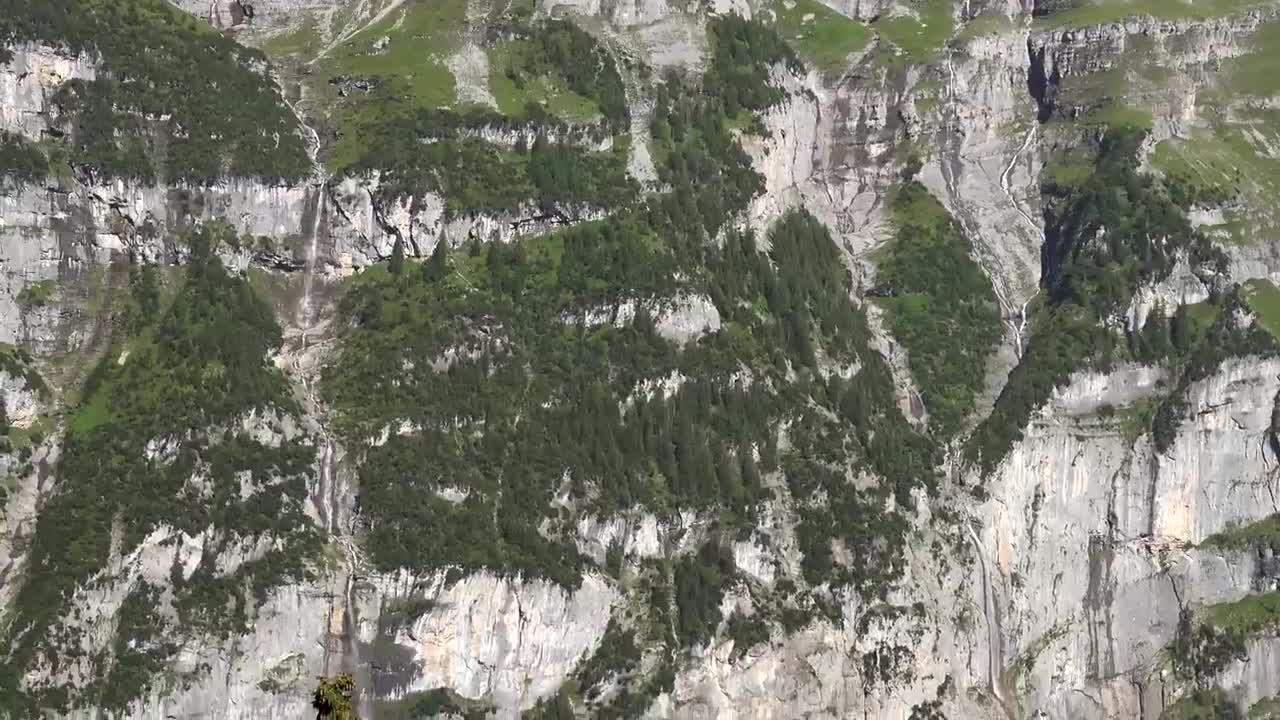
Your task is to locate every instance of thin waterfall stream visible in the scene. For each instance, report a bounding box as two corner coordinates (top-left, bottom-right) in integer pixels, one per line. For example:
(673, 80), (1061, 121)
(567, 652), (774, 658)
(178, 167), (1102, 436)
(280, 72), (372, 714)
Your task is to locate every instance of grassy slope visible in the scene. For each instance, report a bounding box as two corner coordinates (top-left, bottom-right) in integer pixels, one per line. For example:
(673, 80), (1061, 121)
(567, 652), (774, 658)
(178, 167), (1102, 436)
(1162, 690), (1243, 720)
(1151, 21), (1280, 245)
(317, 0), (465, 107)
(1202, 513), (1280, 549)
(1250, 696), (1280, 718)
(1242, 279), (1280, 338)
(316, 0), (466, 170)
(1207, 591), (1280, 635)
(268, 1), (627, 173)
(875, 0), (954, 64)
(487, 39), (600, 120)
(1222, 21), (1280, 97)
(1035, 0), (1276, 28)
(766, 0), (871, 72)
(763, 0), (956, 72)
(1038, 2), (1280, 144)
(1050, 34), (1164, 130)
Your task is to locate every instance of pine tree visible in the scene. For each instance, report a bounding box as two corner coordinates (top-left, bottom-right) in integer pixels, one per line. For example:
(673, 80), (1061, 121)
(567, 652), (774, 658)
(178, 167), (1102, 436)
(389, 236), (405, 276)
(423, 237), (449, 282)
(716, 446), (744, 506)
(1139, 303), (1171, 362)
(1172, 304), (1193, 353)
(312, 673), (359, 720)
(741, 450), (761, 497)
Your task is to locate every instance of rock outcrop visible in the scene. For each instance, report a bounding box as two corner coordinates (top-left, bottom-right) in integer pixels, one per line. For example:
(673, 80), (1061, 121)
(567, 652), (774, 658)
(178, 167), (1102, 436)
(971, 358), (1280, 718)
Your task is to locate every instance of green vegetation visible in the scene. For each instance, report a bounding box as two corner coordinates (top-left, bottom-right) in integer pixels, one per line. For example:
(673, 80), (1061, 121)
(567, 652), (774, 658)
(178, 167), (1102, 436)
(724, 611), (771, 659)
(1172, 609), (1246, 691)
(1034, 0), (1274, 29)
(327, 202), (937, 592)
(326, 32), (786, 586)
(1151, 109), (1280, 246)
(704, 14), (802, 117)
(523, 688), (577, 720)
(326, 20), (937, 616)
(1204, 514), (1280, 550)
(1, 0), (307, 184)
(316, 3), (629, 179)
(0, 131), (48, 184)
(1112, 396), (1158, 443)
(1044, 155), (1095, 190)
(1242, 279), (1280, 339)
(386, 688), (489, 720)
(0, 344), (48, 400)
(1206, 591), (1280, 637)
(767, 0), (871, 72)
(312, 0), (466, 170)
(969, 123), (1242, 472)
(99, 582), (179, 713)
(1163, 595), (1279, 718)
(260, 15), (323, 59)
(1053, 71), (1159, 132)
(15, 280), (54, 309)
(347, 108), (635, 217)
(876, 0), (955, 64)
(1041, 31), (1172, 131)
(314, 673), (360, 720)
(489, 40), (600, 121)
(488, 20), (628, 129)
(908, 697), (949, 720)
(1221, 21), (1280, 97)
(1249, 696), (1280, 718)
(955, 13), (1015, 42)
(574, 619), (642, 700)
(332, 13), (787, 220)
(1149, 288), (1280, 454)
(0, 225), (319, 713)
(319, 0), (464, 110)
(674, 541), (736, 647)
(1162, 689), (1244, 720)
(571, 606), (675, 718)
(1083, 104), (1155, 130)
(874, 182), (1002, 436)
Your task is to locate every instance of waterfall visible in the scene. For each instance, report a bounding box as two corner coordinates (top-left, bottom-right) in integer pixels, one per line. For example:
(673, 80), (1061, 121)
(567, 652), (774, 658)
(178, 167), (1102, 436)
(999, 125), (1044, 358)
(279, 74), (369, 712)
(967, 522), (1012, 719)
(342, 542), (373, 719)
(298, 186), (326, 346)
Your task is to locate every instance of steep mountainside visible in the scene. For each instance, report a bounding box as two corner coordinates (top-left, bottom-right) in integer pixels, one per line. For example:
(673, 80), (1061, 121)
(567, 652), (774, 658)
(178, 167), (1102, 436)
(4, 0), (1280, 718)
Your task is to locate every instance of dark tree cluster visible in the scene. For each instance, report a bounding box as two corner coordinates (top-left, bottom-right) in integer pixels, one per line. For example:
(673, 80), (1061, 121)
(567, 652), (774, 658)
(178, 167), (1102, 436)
(0, 224), (319, 714)
(0, 130), (50, 184)
(350, 108), (635, 218)
(970, 124), (1239, 473)
(876, 181), (1003, 436)
(2, 0), (308, 185)
(703, 14), (801, 117)
(523, 20), (629, 131)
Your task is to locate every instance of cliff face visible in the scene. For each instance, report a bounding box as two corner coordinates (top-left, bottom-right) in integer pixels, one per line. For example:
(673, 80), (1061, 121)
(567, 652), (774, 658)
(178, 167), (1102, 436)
(6, 1), (1280, 718)
(0, 43), (316, 348)
(977, 358), (1280, 717)
(0, 43), (578, 351)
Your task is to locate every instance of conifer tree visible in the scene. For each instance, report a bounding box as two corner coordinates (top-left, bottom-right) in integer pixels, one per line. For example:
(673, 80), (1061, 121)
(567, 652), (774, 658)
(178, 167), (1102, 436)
(313, 673), (359, 719)
(389, 236), (405, 276)
(423, 237), (449, 282)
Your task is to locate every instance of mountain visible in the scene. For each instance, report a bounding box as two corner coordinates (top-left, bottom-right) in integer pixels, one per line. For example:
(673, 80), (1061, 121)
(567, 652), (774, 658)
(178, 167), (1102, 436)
(3, 0), (1280, 718)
